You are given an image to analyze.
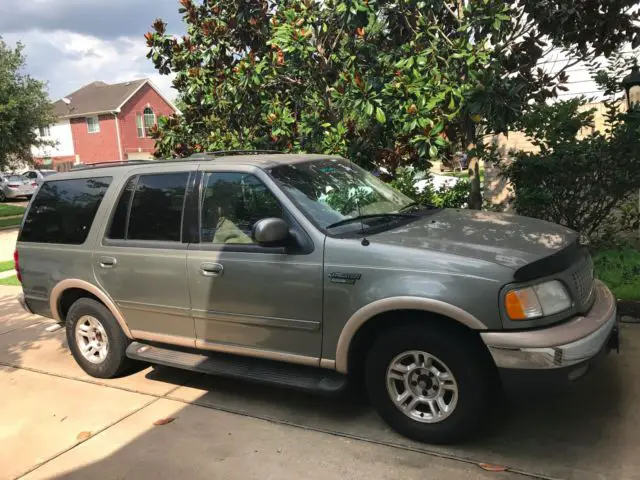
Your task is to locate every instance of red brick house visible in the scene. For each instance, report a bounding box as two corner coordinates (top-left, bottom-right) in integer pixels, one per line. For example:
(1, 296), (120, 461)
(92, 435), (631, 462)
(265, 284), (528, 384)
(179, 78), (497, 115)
(32, 79), (178, 170)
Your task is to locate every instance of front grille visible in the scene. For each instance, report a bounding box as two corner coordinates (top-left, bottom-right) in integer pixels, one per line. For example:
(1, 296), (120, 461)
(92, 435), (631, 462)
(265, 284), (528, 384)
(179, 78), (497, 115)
(572, 257), (595, 312)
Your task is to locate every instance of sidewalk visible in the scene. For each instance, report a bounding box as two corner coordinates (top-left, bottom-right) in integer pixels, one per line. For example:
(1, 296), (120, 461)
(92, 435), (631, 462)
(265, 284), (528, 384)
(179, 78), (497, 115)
(0, 229), (18, 261)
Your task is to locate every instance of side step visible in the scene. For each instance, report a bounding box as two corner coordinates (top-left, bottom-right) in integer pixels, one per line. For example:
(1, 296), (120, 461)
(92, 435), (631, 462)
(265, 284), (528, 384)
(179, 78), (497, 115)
(126, 342), (348, 396)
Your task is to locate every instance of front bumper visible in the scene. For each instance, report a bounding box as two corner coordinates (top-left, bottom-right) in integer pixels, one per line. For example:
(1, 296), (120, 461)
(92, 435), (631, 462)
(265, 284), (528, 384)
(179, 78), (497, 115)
(481, 280), (618, 372)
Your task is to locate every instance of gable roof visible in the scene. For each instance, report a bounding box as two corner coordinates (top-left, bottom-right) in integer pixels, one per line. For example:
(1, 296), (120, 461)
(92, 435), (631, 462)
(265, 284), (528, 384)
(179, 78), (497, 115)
(52, 79), (176, 118)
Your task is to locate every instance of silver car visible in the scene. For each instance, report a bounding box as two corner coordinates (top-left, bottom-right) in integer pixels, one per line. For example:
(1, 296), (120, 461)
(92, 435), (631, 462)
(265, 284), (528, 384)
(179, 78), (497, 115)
(22, 169), (57, 186)
(15, 152), (620, 444)
(0, 174), (36, 202)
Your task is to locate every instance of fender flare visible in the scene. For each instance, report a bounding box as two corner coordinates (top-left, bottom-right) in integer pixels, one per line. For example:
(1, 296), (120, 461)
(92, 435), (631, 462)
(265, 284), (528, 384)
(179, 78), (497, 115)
(334, 296), (487, 374)
(49, 279), (133, 338)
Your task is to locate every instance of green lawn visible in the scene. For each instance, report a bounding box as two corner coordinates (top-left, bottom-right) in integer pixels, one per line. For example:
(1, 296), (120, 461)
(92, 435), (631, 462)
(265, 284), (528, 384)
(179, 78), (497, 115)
(0, 260), (14, 272)
(448, 169), (485, 183)
(0, 204), (25, 218)
(0, 275), (20, 286)
(0, 216), (22, 228)
(594, 248), (640, 301)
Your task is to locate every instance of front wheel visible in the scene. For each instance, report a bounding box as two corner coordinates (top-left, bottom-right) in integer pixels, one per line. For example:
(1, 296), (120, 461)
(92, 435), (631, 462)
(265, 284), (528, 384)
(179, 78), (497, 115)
(365, 324), (495, 444)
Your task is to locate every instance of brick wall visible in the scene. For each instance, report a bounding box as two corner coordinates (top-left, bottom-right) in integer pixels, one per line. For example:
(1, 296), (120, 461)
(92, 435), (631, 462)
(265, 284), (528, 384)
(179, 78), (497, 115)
(118, 83), (175, 160)
(71, 115), (121, 164)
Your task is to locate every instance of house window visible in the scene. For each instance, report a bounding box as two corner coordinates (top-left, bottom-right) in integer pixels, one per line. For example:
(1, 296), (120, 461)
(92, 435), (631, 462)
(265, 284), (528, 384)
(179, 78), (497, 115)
(86, 116), (100, 133)
(136, 113), (145, 138)
(143, 107), (156, 136)
(38, 125), (51, 137)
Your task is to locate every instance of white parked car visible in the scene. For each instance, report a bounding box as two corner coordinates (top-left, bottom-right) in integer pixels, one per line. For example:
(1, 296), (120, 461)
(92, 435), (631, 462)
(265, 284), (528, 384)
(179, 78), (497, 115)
(414, 173), (460, 193)
(22, 169), (57, 186)
(0, 174), (37, 202)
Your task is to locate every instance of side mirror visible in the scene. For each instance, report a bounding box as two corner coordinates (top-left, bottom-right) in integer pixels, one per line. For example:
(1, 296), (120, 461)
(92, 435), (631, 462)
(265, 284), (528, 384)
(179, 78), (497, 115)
(253, 218), (289, 245)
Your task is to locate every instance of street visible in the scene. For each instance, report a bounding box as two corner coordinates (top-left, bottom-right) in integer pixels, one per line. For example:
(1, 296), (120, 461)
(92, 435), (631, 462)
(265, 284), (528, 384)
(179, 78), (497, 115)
(1, 284), (639, 480)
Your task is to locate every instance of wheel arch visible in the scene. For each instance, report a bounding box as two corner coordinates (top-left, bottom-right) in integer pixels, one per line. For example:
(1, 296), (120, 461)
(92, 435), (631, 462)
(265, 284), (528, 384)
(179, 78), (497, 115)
(49, 279), (133, 338)
(335, 297), (487, 374)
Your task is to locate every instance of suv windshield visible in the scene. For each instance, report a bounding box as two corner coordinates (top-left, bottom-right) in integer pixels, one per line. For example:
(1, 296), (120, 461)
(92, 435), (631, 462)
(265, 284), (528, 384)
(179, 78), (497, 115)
(268, 158), (417, 232)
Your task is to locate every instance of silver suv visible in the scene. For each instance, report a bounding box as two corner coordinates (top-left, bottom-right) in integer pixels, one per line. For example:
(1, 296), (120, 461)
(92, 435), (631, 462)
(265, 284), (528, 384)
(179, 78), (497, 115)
(15, 152), (619, 444)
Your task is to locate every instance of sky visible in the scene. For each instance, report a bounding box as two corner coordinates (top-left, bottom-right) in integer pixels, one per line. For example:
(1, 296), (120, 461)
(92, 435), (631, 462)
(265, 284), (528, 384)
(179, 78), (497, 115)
(0, 0), (184, 101)
(0, 0), (629, 104)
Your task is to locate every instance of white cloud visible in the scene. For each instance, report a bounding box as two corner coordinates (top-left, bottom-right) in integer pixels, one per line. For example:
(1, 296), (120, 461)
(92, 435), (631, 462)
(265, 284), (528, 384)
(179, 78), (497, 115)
(4, 29), (177, 101)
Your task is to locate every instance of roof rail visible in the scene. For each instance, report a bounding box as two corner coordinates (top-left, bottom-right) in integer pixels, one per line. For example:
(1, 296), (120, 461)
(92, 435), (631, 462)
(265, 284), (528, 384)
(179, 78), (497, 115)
(71, 160), (151, 171)
(187, 150), (281, 159)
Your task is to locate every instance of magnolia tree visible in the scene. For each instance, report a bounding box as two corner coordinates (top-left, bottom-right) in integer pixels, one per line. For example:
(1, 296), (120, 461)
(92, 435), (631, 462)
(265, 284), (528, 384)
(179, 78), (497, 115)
(147, 0), (640, 208)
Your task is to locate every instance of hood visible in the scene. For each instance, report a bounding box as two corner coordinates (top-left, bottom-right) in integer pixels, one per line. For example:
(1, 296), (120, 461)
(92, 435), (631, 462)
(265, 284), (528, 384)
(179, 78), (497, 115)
(369, 209), (578, 270)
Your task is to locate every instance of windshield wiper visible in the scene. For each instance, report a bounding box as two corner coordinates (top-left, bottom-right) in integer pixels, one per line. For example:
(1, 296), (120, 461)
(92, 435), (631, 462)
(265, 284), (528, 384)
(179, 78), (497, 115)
(398, 202), (439, 213)
(325, 213), (416, 230)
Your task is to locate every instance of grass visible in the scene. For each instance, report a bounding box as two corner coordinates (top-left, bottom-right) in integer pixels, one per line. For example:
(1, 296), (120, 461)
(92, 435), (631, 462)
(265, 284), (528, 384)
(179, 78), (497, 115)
(0, 216), (22, 228)
(594, 248), (640, 301)
(0, 275), (20, 286)
(448, 169), (486, 183)
(0, 260), (14, 273)
(0, 203), (26, 218)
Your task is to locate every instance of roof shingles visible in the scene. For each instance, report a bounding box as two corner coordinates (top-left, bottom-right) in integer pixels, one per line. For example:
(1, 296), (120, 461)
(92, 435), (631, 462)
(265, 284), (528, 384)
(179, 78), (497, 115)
(53, 79), (147, 118)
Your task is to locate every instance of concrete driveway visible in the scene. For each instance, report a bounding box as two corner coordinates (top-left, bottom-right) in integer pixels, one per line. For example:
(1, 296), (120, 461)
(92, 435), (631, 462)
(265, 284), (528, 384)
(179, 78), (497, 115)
(0, 229), (18, 261)
(1, 285), (639, 480)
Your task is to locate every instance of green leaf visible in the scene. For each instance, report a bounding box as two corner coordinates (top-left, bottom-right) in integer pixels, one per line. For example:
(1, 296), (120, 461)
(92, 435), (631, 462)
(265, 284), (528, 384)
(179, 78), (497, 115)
(365, 102), (374, 116)
(375, 107), (386, 123)
(336, 3), (346, 14)
(429, 145), (438, 157)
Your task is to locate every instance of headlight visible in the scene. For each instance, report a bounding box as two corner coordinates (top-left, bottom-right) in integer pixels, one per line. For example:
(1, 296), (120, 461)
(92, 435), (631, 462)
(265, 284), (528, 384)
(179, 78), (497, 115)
(505, 280), (571, 320)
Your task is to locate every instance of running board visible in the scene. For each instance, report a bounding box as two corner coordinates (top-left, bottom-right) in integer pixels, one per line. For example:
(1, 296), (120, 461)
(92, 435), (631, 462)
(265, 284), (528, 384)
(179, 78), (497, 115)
(126, 342), (347, 395)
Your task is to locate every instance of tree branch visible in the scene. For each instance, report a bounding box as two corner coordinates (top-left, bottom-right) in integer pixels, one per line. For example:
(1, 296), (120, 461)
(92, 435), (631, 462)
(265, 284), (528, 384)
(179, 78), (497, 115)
(443, 2), (461, 25)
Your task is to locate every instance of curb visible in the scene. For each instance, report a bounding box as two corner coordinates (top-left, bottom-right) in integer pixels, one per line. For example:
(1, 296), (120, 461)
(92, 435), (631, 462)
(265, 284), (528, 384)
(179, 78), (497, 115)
(619, 300), (640, 319)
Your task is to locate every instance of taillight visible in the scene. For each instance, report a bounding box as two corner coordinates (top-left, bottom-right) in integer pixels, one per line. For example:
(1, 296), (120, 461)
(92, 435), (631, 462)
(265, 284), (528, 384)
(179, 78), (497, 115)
(31, 182), (37, 187)
(13, 249), (22, 283)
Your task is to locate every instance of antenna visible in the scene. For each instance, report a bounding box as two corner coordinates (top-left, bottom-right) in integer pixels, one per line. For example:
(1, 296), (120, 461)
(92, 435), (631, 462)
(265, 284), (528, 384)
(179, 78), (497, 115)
(346, 157), (369, 247)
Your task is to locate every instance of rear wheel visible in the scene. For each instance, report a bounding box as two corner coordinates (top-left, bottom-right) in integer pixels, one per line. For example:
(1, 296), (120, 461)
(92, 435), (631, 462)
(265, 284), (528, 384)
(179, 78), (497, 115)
(66, 298), (134, 378)
(365, 324), (495, 444)
(0, 191), (5, 202)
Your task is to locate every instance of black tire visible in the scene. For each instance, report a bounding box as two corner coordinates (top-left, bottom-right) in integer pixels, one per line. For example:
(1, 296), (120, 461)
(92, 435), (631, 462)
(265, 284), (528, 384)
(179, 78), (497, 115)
(0, 191), (5, 202)
(66, 298), (134, 378)
(365, 323), (495, 444)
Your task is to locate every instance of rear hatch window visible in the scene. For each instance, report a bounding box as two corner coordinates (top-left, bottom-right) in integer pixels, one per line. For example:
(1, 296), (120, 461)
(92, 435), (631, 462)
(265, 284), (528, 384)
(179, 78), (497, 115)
(19, 177), (112, 244)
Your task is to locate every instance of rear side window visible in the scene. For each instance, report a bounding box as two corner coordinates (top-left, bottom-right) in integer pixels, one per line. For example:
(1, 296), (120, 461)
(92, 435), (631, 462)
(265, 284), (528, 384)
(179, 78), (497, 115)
(108, 172), (189, 242)
(20, 177), (112, 244)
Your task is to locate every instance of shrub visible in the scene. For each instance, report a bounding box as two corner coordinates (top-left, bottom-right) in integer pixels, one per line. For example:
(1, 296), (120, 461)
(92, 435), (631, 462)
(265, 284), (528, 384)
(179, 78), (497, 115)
(389, 167), (470, 209)
(499, 100), (640, 243)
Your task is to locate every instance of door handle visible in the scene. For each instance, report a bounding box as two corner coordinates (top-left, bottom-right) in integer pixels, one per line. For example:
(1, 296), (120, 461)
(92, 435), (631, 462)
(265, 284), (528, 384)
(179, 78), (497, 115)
(98, 256), (117, 269)
(200, 262), (224, 277)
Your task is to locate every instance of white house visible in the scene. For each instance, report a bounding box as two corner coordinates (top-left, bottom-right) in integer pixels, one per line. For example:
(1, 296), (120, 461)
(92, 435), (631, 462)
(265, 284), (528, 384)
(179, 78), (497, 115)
(31, 119), (76, 169)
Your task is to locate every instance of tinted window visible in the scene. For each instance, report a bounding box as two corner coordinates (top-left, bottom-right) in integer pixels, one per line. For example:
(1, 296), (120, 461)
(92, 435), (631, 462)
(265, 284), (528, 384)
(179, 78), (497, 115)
(20, 177), (112, 244)
(107, 177), (136, 240)
(127, 173), (189, 242)
(201, 173), (283, 244)
(23, 171), (37, 179)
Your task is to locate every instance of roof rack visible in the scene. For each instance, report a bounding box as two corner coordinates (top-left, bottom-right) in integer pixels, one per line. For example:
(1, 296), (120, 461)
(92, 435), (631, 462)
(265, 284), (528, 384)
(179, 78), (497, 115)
(68, 150), (284, 172)
(71, 160), (150, 171)
(187, 150), (282, 159)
